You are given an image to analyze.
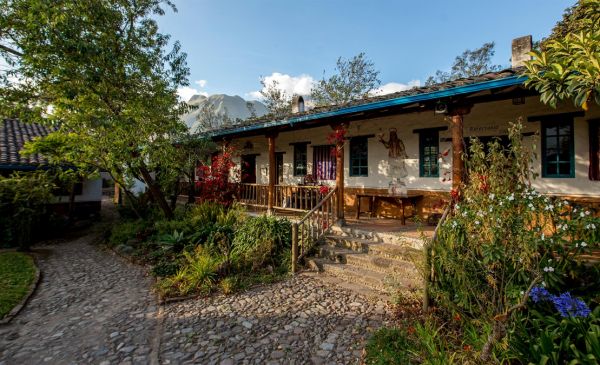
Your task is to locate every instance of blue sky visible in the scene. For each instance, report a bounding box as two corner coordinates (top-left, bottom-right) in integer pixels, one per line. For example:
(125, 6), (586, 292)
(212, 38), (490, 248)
(157, 0), (574, 101)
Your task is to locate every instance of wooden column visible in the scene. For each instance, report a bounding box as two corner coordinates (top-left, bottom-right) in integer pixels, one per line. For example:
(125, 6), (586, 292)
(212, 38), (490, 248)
(267, 133), (277, 214)
(332, 124), (346, 225)
(450, 105), (471, 192)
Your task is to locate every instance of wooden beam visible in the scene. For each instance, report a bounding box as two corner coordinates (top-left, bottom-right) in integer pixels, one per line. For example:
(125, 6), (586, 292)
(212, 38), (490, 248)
(267, 133), (277, 214)
(450, 105), (471, 193)
(331, 124), (346, 225)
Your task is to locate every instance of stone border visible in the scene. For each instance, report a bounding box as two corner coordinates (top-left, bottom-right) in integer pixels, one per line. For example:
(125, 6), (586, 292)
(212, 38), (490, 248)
(0, 253), (41, 325)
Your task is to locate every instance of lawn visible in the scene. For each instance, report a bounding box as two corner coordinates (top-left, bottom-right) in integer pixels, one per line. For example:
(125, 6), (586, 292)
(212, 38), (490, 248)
(0, 252), (37, 319)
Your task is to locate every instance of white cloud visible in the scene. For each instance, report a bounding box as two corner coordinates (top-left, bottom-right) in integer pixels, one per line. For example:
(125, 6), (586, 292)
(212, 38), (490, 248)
(177, 86), (208, 101)
(248, 72), (315, 100)
(195, 79), (207, 88)
(371, 80), (421, 96)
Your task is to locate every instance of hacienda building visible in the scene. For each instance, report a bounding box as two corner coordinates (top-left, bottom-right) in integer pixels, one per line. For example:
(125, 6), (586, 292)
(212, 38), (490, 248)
(207, 36), (600, 226)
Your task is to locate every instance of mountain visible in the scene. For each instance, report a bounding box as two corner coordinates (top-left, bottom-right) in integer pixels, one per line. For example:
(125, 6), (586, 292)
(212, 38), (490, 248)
(181, 94), (268, 132)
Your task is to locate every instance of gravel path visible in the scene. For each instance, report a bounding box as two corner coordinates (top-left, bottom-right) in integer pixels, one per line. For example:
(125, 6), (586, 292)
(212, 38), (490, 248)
(0, 232), (391, 365)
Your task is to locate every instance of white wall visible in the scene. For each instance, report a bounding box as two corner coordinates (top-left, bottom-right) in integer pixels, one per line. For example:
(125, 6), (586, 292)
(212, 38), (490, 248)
(54, 178), (103, 203)
(227, 97), (600, 198)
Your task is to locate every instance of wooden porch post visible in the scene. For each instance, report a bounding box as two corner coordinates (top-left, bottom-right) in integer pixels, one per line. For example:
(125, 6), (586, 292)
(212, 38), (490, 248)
(332, 123), (346, 225)
(267, 132), (277, 214)
(450, 106), (471, 192)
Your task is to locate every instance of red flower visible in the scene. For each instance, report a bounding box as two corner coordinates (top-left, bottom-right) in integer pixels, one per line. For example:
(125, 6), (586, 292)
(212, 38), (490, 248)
(463, 345), (472, 352)
(451, 188), (460, 201)
(319, 185), (330, 195)
(407, 326), (416, 335)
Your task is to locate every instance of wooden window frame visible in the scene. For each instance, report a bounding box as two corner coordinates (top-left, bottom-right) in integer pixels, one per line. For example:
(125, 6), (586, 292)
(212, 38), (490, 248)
(349, 136), (368, 177)
(419, 129), (440, 178)
(292, 143), (308, 176)
(541, 119), (575, 178)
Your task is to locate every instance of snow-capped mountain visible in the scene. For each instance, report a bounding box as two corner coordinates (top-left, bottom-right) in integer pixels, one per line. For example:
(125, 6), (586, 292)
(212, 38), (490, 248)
(181, 94), (268, 132)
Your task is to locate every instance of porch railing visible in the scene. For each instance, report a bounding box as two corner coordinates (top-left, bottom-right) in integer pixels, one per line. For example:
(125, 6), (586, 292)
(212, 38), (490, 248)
(238, 183), (324, 211)
(291, 187), (337, 272)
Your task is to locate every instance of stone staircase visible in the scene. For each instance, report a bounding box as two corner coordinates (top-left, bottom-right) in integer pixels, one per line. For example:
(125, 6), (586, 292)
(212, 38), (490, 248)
(306, 225), (425, 294)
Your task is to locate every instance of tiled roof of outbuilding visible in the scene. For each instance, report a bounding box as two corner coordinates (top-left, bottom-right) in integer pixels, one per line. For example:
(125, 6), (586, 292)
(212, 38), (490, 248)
(0, 119), (53, 167)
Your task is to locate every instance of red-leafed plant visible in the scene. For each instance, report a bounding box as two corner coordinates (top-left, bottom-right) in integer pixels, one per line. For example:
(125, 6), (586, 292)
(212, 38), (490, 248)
(327, 124), (347, 157)
(195, 146), (238, 205)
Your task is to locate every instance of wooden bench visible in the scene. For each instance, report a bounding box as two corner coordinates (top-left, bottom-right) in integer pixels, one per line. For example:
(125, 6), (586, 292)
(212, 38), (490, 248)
(355, 192), (423, 225)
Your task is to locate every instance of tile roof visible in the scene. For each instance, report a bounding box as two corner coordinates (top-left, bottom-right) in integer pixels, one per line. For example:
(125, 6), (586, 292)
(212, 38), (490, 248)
(0, 119), (53, 167)
(211, 68), (525, 136)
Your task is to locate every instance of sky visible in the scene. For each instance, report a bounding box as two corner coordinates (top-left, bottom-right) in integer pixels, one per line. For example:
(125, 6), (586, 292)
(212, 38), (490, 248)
(156, 0), (575, 102)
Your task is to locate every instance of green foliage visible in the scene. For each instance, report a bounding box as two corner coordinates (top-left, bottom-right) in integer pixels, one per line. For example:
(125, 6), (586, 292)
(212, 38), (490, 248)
(310, 52), (381, 106)
(232, 215), (291, 270)
(156, 246), (220, 297)
(0, 252), (37, 318)
(425, 42), (502, 86)
(1, 0), (193, 219)
(525, 0), (600, 109)
(0, 171), (55, 249)
(108, 220), (149, 247)
(510, 306), (600, 364)
(364, 328), (414, 365)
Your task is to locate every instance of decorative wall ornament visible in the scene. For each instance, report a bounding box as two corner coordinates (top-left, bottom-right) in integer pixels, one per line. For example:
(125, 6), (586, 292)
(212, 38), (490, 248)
(378, 128), (408, 195)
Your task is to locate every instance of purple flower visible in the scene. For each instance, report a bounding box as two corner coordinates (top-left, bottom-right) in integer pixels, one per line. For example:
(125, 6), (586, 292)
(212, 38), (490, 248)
(530, 286), (551, 303)
(551, 292), (592, 318)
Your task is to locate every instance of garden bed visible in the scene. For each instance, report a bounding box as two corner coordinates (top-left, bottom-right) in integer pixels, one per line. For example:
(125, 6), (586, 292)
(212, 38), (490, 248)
(0, 251), (39, 322)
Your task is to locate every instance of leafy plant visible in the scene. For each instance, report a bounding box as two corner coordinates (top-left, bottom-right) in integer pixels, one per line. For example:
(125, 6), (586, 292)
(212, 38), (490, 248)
(364, 328), (414, 365)
(232, 215), (291, 270)
(108, 220), (150, 247)
(156, 246), (220, 297)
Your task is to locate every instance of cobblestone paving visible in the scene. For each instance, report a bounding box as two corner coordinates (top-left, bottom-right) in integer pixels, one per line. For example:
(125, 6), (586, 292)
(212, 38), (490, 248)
(0, 234), (158, 365)
(0, 233), (391, 365)
(161, 275), (390, 365)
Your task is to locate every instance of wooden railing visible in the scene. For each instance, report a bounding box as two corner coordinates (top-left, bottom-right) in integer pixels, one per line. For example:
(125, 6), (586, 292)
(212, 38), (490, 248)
(237, 183), (324, 211)
(291, 187), (337, 272)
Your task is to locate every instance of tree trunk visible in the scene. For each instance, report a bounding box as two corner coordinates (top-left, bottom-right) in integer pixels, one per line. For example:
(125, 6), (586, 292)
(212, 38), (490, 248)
(68, 184), (76, 223)
(138, 164), (174, 219)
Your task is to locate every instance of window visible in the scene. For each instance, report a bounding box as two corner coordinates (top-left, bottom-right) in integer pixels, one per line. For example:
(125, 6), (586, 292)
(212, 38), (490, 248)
(350, 137), (368, 177)
(293, 143), (307, 176)
(313, 145), (335, 180)
(419, 130), (439, 177)
(542, 119), (574, 178)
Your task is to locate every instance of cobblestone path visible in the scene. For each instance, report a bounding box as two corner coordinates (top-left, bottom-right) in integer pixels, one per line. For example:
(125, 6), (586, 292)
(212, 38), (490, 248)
(0, 234), (391, 365)
(0, 234), (158, 365)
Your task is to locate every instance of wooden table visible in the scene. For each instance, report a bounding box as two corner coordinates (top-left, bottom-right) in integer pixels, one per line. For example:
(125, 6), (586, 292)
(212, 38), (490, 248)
(355, 193), (423, 225)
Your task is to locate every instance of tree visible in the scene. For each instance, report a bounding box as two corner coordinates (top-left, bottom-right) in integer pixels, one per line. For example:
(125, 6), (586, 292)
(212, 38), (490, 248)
(194, 102), (233, 133)
(258, 78), (293, 115)
(310, 52), (381, 106)
(425, 42), (502, 86)
(0, 0), (191, 219)
(524, 0), (600, 110)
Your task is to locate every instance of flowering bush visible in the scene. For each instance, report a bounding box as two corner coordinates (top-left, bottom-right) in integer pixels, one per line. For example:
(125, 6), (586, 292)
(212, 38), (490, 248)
(326, 124), (347, 157)
(195, 146), (238, 205)
(428, 122), (600, 360)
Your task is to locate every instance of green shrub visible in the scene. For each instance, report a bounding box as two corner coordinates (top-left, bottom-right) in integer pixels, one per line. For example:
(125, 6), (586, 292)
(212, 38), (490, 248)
(0, 171), (55, 249)
(364, 328), (413, 365)
(108, 220), (149, 246)
(156, 246), (220, 297)
(232, 215), (291, 270)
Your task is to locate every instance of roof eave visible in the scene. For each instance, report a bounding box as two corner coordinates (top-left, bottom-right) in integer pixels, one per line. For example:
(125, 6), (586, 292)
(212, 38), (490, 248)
(209, 75), (527, 139)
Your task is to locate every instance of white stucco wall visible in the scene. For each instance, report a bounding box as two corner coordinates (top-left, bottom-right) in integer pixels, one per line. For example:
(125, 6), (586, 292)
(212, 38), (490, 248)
(228, 96), (600, 198)
(54, 178), (103, 203)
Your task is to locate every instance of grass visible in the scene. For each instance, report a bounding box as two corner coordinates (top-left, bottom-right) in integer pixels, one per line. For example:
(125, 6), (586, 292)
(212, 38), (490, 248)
(0, 252), (37, 318)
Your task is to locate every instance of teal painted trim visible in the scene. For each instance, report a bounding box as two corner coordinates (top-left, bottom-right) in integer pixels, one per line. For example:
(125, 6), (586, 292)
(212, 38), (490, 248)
(210, 75), (526, 138)
(541, 119), (575, 178)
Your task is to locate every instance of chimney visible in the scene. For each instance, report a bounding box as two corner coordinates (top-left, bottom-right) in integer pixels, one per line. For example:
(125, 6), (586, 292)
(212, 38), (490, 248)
(511, 35), (532, 68)
(291, 95), (305, 113)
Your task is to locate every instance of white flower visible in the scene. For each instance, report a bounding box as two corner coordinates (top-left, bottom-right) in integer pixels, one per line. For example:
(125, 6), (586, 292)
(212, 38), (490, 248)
(477, 211), (484, 217)
(455, 204), (460, 210)
(580, 212), (585, 218)
(508, 194), (515, 201)
(543, 266), (554, 273)
(576, 243), (579, 248)
(475, 220), (480, 225)
(499, 201), (503, 206)
(564, 200), (569, 205)
(541, 281), (546, 287)
(489, 193), (495, 200)
(541, 234), (545, 241)
(462, 211), (468, 217)
(520, 290), (525, 296)
(585, 211), (590, 216)
(581, 241), (588, 248)
(452, 221), (458, 228)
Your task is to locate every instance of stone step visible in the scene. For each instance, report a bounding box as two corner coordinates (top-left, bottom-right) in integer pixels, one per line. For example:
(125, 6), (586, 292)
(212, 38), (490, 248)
(323, 235), (422, 262)
(329, 226), (425, 249)
(315, 245), (418, 277)
(307, 258), (421, 292)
